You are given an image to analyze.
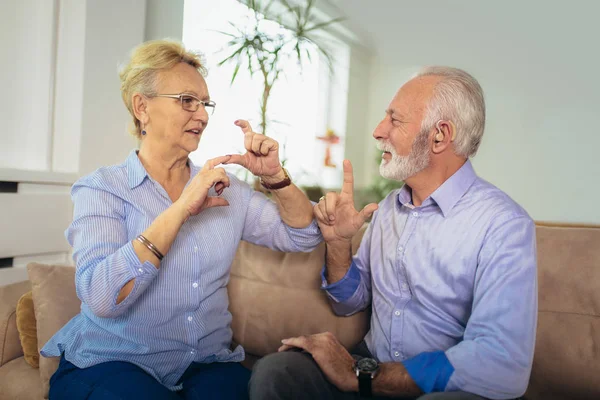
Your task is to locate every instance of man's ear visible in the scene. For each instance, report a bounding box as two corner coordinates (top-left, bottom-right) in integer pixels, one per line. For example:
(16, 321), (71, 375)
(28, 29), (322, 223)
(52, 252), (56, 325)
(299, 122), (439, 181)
(132, 93), (149, 126)
(432, 120), (454, 154)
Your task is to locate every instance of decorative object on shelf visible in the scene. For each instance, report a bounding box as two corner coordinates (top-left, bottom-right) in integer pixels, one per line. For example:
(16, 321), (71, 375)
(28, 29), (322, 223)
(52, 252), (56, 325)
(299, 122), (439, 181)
(316, 128), (341, 168)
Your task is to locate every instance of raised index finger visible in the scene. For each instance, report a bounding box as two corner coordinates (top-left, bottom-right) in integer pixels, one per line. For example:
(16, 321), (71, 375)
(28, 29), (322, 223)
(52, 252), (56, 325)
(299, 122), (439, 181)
(202, 155), (232, 171)
(234, 119), (253, 135)
(341, 159), (354, 197)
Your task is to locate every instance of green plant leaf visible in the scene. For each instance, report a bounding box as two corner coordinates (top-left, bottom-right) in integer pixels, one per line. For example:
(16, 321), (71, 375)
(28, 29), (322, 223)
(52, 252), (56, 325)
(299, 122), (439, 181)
(230, 62), (242, 85)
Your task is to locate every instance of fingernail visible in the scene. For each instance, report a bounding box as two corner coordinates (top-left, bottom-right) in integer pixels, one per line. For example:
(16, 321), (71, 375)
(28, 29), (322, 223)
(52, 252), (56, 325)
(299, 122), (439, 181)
(329, 216), (335, 221)
(234, 120), (239, 124)
(281, 339), (289, 344)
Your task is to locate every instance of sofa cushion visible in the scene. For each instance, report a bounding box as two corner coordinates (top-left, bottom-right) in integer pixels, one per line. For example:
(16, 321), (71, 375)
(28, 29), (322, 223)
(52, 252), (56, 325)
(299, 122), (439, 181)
(525, 224), (600, 400)
(227, 226), (369, 357)
(0, 280), (30, 367)
(0, 356), (43, 399)
(28, 263), (78, 399)
(16, 291), (39, 368)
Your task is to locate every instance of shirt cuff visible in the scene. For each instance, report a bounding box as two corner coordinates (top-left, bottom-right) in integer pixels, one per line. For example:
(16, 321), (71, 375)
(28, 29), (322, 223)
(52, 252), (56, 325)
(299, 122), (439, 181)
(402, 351), (454, 393)
(320, 260), (361, 302)
(121, 241), (159, 278)
(285, 219), (323, 250)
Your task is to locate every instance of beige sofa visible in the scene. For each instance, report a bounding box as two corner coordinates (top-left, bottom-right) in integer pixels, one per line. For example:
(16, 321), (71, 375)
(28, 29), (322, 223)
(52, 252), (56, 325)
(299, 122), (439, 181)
(1, 223), (599, 399)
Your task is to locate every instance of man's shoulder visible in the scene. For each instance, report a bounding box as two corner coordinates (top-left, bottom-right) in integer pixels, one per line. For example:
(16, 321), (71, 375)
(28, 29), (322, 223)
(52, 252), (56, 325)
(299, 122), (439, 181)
(462, 177), (534, 235)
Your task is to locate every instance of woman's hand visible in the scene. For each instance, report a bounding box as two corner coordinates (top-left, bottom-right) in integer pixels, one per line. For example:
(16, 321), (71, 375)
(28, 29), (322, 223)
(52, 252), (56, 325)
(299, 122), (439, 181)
(174, 155), (231, 219)
(224, 120), (282, 178)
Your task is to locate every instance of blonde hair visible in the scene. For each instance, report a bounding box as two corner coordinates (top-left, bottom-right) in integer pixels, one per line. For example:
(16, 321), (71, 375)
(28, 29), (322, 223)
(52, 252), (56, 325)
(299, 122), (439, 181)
(118, 40), (207, 139)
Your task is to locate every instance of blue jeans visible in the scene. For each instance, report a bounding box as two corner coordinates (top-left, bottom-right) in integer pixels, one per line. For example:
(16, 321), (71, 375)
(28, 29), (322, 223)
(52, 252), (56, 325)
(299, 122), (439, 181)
(49, 354), (251, 399)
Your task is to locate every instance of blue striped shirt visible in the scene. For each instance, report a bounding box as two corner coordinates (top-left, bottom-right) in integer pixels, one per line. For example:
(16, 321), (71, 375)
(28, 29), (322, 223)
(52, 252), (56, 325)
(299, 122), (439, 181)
(323, 161), (537, 399)
(41, 150), (322, 390)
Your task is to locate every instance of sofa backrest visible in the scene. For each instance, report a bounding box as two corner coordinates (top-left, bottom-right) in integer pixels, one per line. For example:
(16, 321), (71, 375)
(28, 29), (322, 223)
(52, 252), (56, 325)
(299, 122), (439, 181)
(227, 226), (369, 357)
(525, 223), (600, 400)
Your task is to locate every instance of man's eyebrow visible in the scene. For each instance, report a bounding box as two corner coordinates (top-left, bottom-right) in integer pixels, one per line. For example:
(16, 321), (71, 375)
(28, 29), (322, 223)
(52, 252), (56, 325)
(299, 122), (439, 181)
(386, 109), (406, 119)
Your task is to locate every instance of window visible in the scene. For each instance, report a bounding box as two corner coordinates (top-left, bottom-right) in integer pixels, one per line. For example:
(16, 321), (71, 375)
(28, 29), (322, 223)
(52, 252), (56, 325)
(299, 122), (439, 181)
(182, 0), (350, 189)
(0, 0), (85, 175)
(0, 0), (58, 171)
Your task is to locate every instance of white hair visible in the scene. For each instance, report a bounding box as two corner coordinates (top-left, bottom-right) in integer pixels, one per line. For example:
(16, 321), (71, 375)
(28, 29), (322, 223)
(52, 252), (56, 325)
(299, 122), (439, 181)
(415, 66), (486, 158)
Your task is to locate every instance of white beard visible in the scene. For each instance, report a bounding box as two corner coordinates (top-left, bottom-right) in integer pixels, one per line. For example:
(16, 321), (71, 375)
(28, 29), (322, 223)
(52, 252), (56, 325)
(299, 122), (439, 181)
(378, 130), (430, 181)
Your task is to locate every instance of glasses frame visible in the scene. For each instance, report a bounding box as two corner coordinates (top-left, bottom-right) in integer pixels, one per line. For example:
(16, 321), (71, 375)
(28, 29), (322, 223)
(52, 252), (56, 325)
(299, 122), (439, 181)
(153, 93), (216, 115)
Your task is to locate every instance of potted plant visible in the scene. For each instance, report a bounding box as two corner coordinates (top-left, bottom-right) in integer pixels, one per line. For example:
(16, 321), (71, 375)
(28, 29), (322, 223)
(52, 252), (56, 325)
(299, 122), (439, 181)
(217, 0), (342, 189)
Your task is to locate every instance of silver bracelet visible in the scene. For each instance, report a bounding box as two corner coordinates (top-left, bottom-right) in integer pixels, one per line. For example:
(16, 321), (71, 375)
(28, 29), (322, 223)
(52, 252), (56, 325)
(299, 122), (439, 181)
(136, 235), (164, 261)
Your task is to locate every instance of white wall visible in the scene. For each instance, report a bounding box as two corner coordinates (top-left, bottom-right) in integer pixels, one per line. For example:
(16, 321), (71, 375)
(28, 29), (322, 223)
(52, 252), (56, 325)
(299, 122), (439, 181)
(78, 0), (146, 175)
(145, 0), (184, 41)
(339, 0), (600, 224)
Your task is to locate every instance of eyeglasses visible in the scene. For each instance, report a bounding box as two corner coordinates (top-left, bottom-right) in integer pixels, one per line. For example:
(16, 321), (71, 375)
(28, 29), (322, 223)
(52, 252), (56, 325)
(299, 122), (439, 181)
(153, 93), (216, 115)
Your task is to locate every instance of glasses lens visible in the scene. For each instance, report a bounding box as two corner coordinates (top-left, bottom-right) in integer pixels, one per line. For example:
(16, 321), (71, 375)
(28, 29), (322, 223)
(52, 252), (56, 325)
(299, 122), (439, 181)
(180, 95), (199, 112)
(205, 101), (215, 116)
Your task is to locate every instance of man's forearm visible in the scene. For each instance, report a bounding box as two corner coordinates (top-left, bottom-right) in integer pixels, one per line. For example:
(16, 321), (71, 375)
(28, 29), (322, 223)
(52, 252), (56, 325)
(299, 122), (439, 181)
(325, 242), (353, 284)
(371, 363), (422, 398)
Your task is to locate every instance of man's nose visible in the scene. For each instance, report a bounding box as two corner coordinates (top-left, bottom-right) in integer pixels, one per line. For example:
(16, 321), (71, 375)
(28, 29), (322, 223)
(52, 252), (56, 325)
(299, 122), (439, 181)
(372, 119), (388, 140)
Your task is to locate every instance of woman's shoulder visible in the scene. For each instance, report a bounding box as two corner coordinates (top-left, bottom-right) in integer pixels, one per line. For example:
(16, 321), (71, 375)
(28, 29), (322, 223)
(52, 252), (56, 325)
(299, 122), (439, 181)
(73, 158), (131, 194)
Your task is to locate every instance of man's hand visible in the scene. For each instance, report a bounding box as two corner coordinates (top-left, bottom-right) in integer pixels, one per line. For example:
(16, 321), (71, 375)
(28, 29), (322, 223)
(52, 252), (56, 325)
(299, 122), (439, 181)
(278, 332), (358, 393)
(224, 120), (282, 179)
(314, 160), (378, 245)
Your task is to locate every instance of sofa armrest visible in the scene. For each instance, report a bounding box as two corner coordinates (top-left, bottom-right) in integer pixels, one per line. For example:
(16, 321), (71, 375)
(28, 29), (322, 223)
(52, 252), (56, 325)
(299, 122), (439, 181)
(0, 280), (31, 366)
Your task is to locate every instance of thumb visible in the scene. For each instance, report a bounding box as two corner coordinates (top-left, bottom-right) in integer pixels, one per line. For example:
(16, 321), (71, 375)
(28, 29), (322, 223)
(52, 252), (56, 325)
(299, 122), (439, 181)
(204, 197), (230, 209)
(224, 153), (247, 167)
(358, 203), (378, 222)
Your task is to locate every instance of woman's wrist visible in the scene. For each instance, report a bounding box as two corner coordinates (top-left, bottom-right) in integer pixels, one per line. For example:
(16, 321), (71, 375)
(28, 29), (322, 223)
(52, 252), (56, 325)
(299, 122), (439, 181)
(168, 201), (190, 225)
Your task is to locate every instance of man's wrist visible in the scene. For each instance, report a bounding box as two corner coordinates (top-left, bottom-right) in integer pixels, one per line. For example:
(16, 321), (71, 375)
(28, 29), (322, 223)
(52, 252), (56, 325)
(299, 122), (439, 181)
(260, 168), (285, 185)
(325, 242), (353, 284)
(260, 168), (292, 190)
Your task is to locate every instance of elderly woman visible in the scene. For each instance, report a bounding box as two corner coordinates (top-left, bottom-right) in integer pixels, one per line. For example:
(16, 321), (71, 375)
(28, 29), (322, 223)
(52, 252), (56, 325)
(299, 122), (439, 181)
(41, 40), (322, 399)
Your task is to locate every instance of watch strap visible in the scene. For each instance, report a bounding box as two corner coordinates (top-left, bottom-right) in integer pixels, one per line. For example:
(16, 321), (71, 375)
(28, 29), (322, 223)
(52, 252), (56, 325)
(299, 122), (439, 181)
(260, 168), (292, 190)
(358, 371), (373, 397)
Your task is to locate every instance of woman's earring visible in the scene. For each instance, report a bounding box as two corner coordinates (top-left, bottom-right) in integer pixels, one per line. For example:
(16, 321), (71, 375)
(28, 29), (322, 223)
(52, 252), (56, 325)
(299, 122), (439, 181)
(141, 130), (146, 136)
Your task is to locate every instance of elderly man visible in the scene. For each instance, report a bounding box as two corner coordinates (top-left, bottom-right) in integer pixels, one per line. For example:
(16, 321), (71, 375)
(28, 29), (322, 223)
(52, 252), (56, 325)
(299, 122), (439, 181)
(249, 67), (537, 400)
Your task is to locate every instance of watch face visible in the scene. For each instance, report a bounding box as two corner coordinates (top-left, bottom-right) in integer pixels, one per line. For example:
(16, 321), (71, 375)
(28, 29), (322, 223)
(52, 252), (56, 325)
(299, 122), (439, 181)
(357, 357), (379, 373)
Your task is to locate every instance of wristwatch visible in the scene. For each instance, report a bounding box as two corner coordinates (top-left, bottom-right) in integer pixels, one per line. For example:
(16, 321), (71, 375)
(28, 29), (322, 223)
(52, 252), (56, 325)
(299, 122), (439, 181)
(354, 357), (380, 397)
(260, 168), (292, 190)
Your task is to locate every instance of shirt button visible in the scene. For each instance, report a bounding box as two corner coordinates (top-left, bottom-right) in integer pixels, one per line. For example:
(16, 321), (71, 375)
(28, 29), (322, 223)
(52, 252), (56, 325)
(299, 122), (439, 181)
(190, 350), (195, 355)
(187, 316), (193, 322)
(193, 246), (198, 252)
(402, 283), (408, 290)
(398, 246), (404, 252)
(192, 282), (199, 288)
(412, 212), (419, 217)
(394, 310), (401, 316)
(394, 351), (400, 357)
(138, 268), (143, 273)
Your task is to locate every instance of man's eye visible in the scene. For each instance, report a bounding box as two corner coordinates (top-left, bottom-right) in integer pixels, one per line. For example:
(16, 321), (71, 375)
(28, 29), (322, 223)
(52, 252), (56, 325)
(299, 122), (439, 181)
(182, 96), (195, 104)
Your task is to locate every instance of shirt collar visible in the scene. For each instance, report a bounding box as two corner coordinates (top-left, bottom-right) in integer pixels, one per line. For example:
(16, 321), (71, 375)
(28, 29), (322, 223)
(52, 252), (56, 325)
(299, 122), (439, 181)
(396, 160), (478, 217)
(126, 150), (148, 189)
(430, 160), (477, 217)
